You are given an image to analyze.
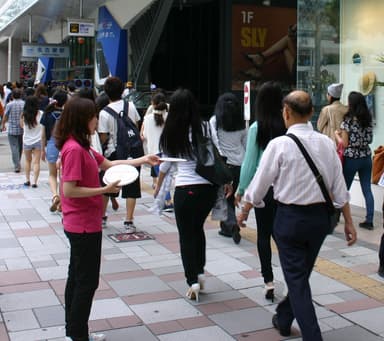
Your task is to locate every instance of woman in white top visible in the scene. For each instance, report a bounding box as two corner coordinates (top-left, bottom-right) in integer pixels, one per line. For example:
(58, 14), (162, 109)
(20, 96), (42, 187)
(155, 89), (228, 302)
(143, 92), (173, 208)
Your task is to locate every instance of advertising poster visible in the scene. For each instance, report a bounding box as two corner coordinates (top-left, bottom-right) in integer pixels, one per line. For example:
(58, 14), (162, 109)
(20, 61), (37, 81)
(232, 5), (297, 91)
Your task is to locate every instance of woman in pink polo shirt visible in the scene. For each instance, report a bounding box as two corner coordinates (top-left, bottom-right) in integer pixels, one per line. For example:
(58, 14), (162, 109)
(54, 96), (159, 341)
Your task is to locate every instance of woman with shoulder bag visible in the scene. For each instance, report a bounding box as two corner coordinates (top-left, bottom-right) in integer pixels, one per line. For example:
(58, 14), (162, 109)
(155, 88), (231, 302)
(209, 93), (247, 244)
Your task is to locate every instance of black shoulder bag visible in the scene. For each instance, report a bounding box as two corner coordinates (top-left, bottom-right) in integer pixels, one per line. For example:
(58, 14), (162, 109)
(194, 122), (232, 186)
(287, 133), (339, 234)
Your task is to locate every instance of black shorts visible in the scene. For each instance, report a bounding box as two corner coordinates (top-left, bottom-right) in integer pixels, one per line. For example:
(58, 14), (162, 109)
(102, 152), (142, 199)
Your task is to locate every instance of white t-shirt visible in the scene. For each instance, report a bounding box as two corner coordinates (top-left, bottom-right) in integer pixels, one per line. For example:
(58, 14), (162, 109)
(142, 111), (167, 154)
(98, 99), (140, 157)
(23, 110), (43, 146)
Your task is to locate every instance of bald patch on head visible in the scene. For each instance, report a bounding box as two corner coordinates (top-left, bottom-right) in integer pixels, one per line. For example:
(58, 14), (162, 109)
(283, 90), (313, 117)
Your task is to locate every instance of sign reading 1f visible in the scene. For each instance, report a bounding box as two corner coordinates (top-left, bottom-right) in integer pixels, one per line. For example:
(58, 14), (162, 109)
(241, 11), (254, 24)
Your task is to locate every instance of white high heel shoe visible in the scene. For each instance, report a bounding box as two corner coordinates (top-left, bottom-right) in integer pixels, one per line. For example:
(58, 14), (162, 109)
(186, 283), (200, 302)
(198, 274), (205, 291)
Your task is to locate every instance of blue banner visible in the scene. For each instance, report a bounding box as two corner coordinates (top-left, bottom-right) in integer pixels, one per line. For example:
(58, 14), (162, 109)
(95, 6), (127, 85)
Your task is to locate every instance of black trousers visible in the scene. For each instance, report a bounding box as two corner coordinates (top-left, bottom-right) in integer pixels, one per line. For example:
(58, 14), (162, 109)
(273, 203), (329, 341)
(220, 165), (241, 234)
(174, 184), (217, 286)
(254, 186), (276, 283)
(65, 231), (102, 341)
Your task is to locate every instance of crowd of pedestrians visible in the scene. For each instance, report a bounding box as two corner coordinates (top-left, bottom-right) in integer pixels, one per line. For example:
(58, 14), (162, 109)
(1, 76), (384, 341)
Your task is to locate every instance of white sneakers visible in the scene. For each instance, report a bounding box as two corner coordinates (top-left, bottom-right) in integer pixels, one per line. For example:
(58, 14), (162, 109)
(65, 332), (106, 341)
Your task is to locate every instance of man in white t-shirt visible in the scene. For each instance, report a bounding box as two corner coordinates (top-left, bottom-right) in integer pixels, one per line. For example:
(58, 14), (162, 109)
(98, 77), (142, 233)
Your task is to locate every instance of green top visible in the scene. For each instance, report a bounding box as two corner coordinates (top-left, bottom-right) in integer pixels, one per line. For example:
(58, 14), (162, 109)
(237, 121), (263, 196)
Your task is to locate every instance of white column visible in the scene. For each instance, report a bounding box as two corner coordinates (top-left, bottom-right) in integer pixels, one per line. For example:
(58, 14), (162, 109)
(7, 37), (12, 81)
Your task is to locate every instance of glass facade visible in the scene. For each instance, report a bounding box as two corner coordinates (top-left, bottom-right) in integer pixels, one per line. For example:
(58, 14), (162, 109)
(297, 0), (340, 122)
(0, 0), (39, 32)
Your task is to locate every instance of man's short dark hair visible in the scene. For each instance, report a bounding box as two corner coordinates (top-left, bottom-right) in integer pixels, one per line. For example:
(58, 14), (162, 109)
(12, 88), (22, 99)
(104, 77), (124, 101)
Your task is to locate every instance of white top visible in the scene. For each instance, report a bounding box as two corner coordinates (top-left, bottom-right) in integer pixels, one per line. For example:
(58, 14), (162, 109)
(159, 126), (212, 187)
(209, 116), (247, 166)
(98, 99), (140, 157)
(142, 111), (167, 154)
(243, 123), (350, 208)
(23, 110), (43, 146)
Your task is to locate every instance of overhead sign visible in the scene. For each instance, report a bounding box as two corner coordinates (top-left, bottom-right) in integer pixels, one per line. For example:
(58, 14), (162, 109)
(67, 20), (95, 37)
(22, 44), (69, 58)
(244, 81), (251, 121)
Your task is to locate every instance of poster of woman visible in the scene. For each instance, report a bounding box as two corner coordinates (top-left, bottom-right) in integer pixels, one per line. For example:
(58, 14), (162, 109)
(231, 5), (297, 91)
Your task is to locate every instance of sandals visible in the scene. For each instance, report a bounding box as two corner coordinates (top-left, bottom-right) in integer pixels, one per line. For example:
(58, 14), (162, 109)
(50, 195), (61, 212)
(243, 52), (265, 67)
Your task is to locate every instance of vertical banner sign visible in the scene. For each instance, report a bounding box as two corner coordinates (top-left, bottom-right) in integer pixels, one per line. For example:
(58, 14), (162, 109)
(95, 6), (127, 85)
(244, 81), (251, 122)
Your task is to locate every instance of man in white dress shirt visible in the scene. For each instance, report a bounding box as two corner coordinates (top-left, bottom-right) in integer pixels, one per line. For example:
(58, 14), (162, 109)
(237, 90), (357, 341)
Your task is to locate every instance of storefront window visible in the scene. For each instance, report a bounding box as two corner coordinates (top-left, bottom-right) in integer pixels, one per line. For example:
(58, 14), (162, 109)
(297, 0), (340, 121)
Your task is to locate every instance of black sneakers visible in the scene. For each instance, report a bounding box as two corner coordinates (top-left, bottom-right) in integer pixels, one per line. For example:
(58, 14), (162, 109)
(359, 221), (374, 230)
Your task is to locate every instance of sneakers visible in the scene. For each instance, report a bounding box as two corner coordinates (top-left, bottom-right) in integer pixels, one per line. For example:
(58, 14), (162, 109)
(89, 333), (106, 341)
(102, 216), (108, 229)
(163, 204), (174, 212)
(359, 221), (374, 230)
(65, 333), (106, 341)
(124, 221), (136, 234)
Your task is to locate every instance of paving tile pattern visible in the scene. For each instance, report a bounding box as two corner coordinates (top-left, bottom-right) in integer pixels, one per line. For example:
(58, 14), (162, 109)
(0, 169), (383, 340)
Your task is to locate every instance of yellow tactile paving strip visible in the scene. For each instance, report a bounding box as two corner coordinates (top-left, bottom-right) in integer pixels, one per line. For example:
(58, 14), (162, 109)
(241, 227), (384, 302)
(142, 183), (384, 301)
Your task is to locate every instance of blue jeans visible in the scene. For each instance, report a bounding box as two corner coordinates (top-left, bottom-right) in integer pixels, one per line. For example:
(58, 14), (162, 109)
(343, 156), (374, 223)
(8, 134), (23, 170)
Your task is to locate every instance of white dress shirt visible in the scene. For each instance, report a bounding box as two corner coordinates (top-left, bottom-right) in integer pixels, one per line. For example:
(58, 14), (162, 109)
(243, 123), (350, 208)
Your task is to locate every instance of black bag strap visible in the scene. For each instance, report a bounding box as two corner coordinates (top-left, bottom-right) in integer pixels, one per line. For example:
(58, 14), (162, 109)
(286, 133), (334, 210)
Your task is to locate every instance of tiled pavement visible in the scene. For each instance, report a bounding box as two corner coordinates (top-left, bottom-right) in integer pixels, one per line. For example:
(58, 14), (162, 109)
(0, 166), (384, 340)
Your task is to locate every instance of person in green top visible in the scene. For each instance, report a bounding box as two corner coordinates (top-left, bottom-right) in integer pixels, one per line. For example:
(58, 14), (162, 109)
(235, 81), (286, 301)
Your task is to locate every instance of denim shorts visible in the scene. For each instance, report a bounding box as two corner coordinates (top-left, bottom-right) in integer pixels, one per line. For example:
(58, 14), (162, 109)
(23, 141), (42, 151)
(46, 138), (59, 163)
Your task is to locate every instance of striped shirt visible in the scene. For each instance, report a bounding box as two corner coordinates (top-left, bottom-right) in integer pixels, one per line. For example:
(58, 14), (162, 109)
(5, 99), (24, 135)
(243, 123), (350, 208)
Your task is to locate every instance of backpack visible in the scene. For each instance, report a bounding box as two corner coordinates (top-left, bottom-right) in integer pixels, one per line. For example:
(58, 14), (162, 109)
(103, 100), (144, 159)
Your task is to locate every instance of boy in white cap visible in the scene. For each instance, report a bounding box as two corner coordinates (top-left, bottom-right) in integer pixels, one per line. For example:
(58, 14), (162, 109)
(317, 83), (348, 143)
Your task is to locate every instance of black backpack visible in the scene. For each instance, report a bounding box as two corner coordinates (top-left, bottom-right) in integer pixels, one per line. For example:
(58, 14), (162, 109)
(103, 100), (144, 159)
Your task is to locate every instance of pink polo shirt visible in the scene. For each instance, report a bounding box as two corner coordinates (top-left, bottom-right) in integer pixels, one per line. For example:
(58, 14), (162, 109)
(60, 137), (105, 233)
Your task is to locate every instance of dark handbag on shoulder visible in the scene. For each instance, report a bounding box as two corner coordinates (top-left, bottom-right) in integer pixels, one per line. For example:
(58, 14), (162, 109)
(287, 133), (339, 234)
(194, 122), (233, 186)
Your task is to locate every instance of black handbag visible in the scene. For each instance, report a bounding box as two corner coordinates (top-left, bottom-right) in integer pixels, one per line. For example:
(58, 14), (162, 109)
(287, 133), (339, 234)
(194, 122), (233, 186)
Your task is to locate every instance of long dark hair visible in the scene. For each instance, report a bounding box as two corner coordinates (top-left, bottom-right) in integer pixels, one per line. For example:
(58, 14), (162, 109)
(23, 96), (39, 129)
(255, 81), (286, 150)
(152, 92), (167, 126)
(159, 88), (201, 158)
(55, 97), (97, 150)
(214, 92), (245, 132)
(346, 91), (372, 128)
